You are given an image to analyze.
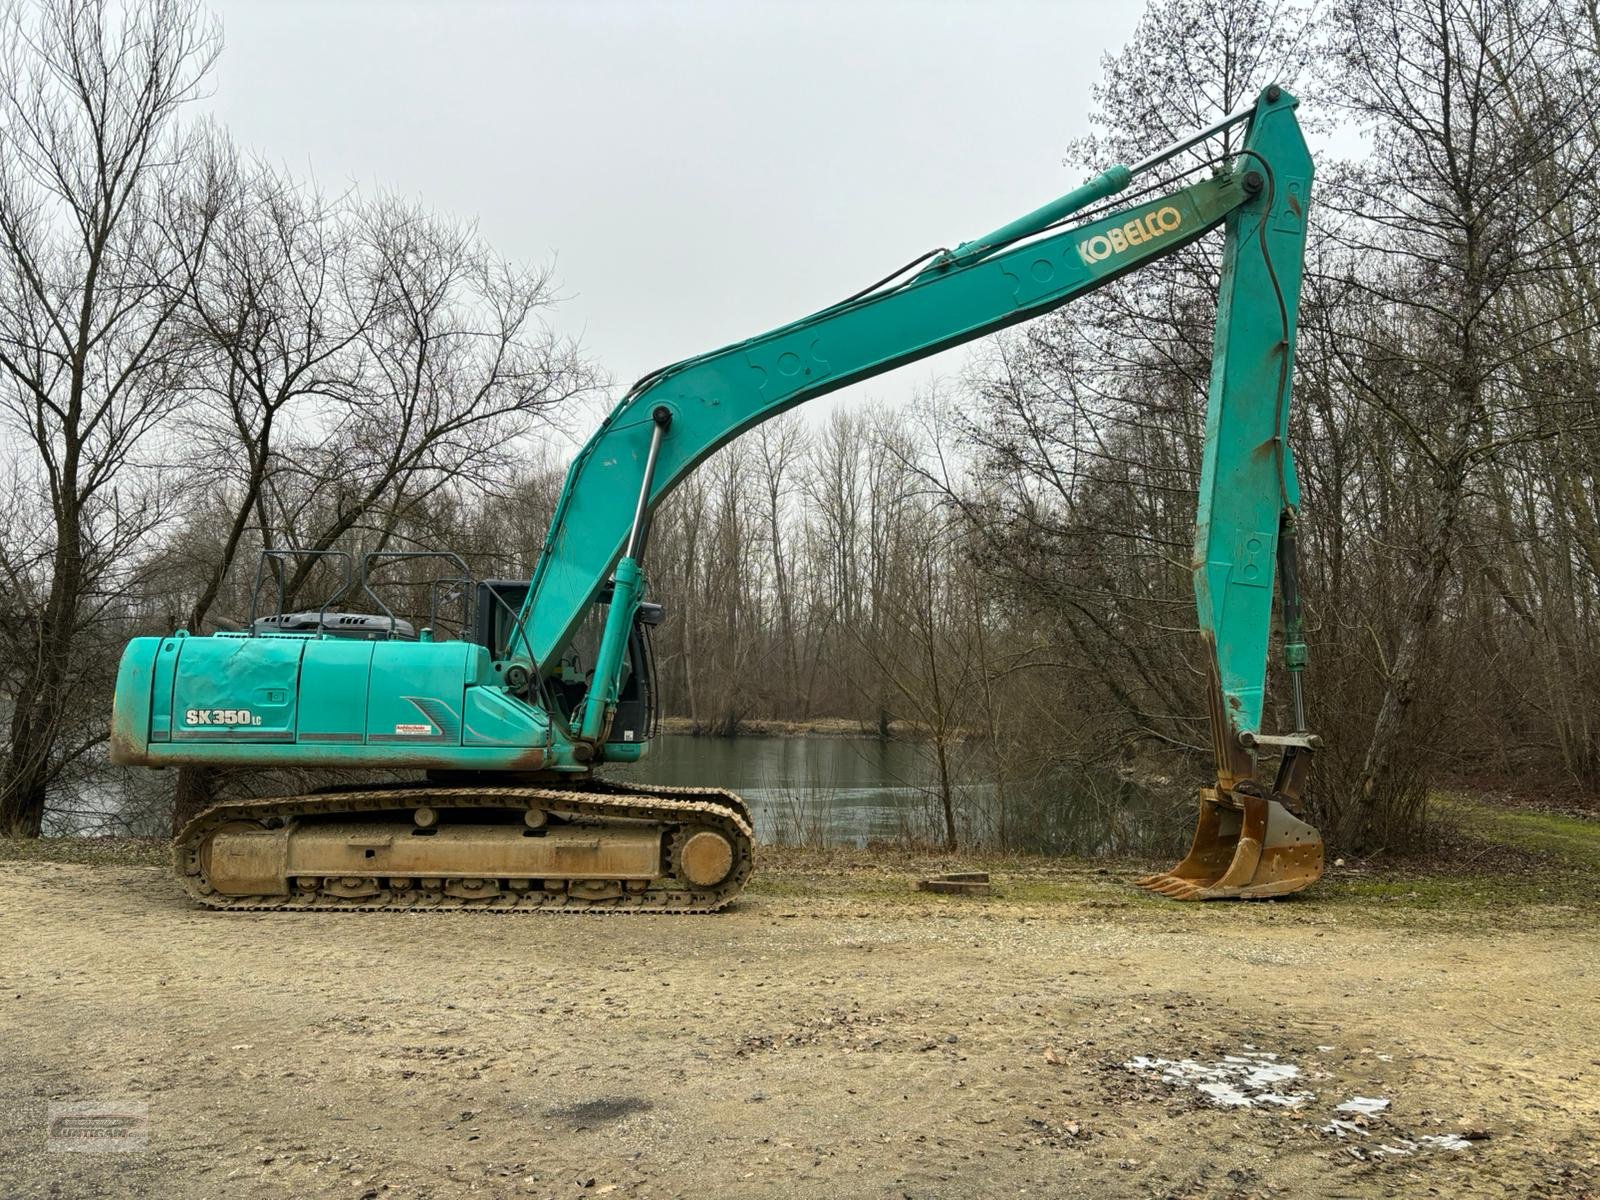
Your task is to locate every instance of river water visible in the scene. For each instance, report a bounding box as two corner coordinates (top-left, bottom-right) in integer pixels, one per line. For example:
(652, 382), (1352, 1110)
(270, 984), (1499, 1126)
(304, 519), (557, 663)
(66, 732), (1186, 855)
(600, 734), (938, 845)
(601, 733), (1187, 854)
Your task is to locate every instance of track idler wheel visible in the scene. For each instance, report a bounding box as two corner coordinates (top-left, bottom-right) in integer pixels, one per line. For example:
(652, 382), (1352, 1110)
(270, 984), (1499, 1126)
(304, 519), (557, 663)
(1137, 787), (1323, 900)
(679, 830), (735, 888)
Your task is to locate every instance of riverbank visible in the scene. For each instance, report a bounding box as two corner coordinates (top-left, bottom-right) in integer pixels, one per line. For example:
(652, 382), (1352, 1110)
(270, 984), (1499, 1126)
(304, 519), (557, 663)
(1, 833), (1595, 1200)
(655, 715), (913, 739)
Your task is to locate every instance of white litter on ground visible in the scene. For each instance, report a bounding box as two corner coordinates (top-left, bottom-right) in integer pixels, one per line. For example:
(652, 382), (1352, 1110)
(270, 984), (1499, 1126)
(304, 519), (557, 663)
(1335, 1096), (1391, 1117)
(1126, 1056), (1476, 1157)
(1342, 1135), (1474, 1160)
(1123, 1051), (1314, 1109)
(1320, 1118), (1367, 1138)
(1320, 1101), (1473, 1157)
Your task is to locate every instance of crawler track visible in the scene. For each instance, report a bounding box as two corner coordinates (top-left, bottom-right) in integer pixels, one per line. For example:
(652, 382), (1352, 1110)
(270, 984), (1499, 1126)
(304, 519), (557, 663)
(173, 780), (754, 913)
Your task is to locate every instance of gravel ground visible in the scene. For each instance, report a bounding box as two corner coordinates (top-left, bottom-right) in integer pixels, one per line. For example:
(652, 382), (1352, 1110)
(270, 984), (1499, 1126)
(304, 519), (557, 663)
(1, 857), (1597, 1199)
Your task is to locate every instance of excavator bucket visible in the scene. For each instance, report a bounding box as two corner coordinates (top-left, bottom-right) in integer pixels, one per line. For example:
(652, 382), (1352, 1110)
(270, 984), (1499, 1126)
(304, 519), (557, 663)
(1136, 789), (1323, 900)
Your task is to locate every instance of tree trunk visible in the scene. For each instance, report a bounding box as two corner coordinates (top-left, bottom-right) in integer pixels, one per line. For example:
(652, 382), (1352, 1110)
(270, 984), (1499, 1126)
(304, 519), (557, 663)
(171, 767), (219, 836)
(935, 736), (957, 852)
(1, 678), (54, 836)
(0, 519), (85, 836)
(1349, 455), (1468, 848)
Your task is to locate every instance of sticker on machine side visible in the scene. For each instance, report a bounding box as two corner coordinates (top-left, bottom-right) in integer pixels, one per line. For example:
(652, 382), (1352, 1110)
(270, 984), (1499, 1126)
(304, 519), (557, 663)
(184, 709), (262, 726)
(394, 723), (435, 736)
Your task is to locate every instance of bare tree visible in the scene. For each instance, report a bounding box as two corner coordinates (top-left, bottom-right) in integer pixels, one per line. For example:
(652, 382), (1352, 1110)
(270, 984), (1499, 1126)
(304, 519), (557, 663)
(0, 0), (219, 834)
(162, 188), (595, 831)
(170, 142), (374, 633)
(1324, 0), (1600, 846)
(755, 414), (805, 708)
(848, 499), (975, 852)
(259, 197), (593, 590)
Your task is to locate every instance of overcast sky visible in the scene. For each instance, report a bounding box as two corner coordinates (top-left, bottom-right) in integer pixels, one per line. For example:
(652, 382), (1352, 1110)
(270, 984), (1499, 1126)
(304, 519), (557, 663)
(204, 0), (1145, 419)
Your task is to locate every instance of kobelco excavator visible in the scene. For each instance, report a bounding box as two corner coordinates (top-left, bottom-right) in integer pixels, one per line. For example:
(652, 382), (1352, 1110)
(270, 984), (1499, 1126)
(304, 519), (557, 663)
(110, 85), (1323, 910)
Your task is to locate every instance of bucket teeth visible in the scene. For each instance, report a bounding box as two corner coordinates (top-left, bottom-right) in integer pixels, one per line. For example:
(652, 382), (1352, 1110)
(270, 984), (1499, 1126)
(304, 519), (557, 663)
(1135, 873), (1195, 899)
(1140, 793), (1324, 901)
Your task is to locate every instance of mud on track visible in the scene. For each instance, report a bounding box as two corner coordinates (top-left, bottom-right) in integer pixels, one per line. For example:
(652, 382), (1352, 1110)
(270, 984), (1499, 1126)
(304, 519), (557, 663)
(1, 859), (1596, 1199)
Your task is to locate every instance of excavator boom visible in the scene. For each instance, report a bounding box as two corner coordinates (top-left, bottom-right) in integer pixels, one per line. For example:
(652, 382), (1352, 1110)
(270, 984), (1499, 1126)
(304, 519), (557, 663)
(110, 86), (1323, 909)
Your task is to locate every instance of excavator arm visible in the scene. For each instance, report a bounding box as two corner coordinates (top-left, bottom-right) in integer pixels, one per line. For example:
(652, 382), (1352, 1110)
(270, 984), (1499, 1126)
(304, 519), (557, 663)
(521, 168), (1245, 677)
(526, 87), (1322, 899)
(532, 85), (1322, 897)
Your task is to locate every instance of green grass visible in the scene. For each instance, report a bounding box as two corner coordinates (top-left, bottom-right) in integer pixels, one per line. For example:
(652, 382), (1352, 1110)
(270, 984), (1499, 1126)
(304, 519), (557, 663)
(1316, 869), (1595, 914)
(752, 862), (1598, 927)
(1434, 791), (1600, 869)
(746, 833), (1600, 925)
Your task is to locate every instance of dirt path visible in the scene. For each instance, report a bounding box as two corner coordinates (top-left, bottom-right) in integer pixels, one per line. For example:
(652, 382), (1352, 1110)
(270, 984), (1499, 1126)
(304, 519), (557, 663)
(1, 859), (1596, 1199)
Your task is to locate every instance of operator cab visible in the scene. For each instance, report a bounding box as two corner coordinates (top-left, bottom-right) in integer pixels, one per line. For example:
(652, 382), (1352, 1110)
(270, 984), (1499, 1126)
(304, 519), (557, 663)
(473, 579), (662, 748)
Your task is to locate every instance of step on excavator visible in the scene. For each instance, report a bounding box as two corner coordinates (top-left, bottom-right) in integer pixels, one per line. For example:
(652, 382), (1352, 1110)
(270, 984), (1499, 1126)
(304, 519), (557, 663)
(110, 86), (1323, 910)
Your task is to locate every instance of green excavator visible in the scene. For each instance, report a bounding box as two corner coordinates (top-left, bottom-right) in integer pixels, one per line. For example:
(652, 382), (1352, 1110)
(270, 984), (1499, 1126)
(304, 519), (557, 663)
(110, 86), (1323, 910)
